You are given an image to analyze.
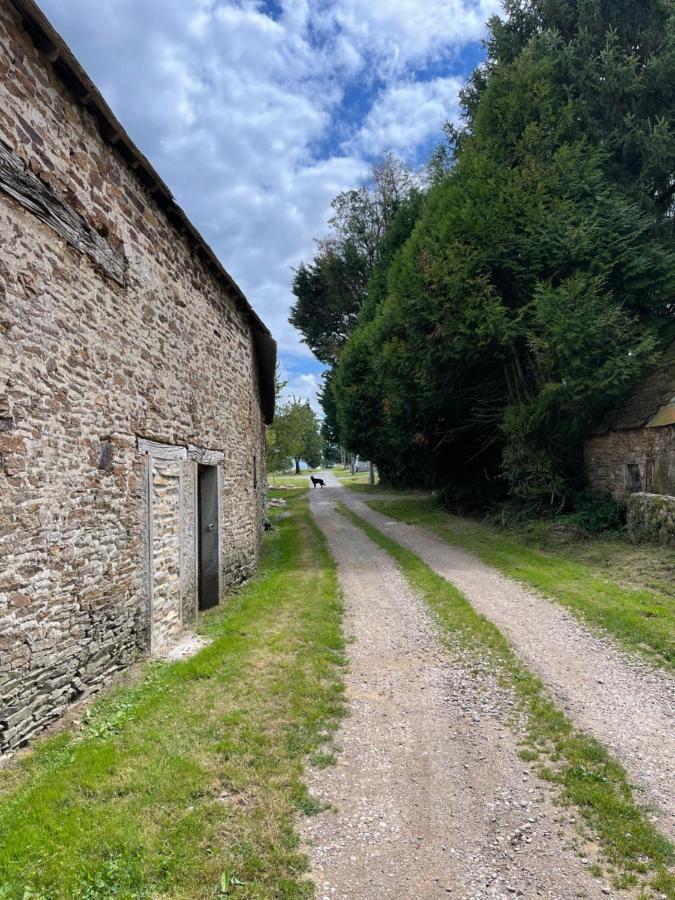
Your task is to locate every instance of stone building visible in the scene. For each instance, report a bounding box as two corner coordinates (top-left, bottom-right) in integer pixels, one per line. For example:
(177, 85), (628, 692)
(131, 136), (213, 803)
(584, 341), (675, 501)
(0, 0), (275, 753)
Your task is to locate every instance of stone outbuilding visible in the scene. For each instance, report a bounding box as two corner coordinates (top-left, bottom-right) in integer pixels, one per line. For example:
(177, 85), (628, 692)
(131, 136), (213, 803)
(584, 341), (675, 547)
(0, 0), (276, 753)
(584, 341), (675, 501)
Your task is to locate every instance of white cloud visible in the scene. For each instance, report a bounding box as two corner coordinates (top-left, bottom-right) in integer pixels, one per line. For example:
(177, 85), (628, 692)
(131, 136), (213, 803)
(281, 372), (323, 412)
(324, 0), (501, 76)
(354, 76), (465, 157)
(38, 0), (496, 396)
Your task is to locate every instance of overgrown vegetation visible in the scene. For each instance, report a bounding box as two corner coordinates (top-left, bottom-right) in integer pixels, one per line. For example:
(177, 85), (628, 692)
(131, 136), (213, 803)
(293, 0), (675, 511)
(339, 503), (674, 895)
(367, 497), (675, 669)
(0, 496), (345, 899)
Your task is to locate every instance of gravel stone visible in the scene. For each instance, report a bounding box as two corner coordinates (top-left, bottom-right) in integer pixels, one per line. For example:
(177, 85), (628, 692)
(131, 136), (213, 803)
(335, 480), (674, 842)
(302, 481), (616, 899)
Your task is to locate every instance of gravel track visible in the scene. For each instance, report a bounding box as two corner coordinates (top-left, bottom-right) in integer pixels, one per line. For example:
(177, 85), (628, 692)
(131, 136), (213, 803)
(303, 484), (615, 899)
(326, 475), (675, 842)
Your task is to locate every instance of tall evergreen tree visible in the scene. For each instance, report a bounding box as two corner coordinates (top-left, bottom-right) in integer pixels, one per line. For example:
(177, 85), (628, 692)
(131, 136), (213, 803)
(334, 0), (675, 505)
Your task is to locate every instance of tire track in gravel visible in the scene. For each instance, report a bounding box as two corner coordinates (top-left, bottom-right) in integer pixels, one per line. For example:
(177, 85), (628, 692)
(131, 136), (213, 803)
(302, 485), (613, 899)
(327, 475), (675, 843)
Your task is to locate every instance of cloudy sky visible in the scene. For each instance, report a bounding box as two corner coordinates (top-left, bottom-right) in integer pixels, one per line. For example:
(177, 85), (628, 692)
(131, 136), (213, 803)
(40, 0), (501, 409)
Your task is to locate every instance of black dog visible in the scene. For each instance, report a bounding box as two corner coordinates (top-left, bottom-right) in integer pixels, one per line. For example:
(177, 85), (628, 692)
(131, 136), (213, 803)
(310, 475), (325, 488)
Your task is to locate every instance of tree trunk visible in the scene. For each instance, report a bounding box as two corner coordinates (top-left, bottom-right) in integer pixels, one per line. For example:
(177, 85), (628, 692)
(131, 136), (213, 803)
(369, 461), (375, 485)
(294, 458), (301, 475)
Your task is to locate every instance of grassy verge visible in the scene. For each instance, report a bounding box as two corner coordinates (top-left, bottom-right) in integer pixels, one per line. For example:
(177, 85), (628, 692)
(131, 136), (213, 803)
(366, 498), (674, 669)
(332, 471), (417, 495)
(267, 472), (320, 489)
(330, 468), (374, 489)
(268, 487), (308, 502)
(0, 497), (345, 900)
(331, 470), (433, 495)
(338, 503), (674, 896)
(338, 481), (390, 494)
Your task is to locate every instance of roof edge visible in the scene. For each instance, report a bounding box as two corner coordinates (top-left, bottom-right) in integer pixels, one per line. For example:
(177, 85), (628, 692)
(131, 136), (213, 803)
(253, 330), (277, 425)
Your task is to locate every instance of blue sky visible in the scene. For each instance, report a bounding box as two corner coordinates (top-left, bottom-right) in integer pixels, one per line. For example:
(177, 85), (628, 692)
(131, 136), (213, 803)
(39, 0), (500, 409)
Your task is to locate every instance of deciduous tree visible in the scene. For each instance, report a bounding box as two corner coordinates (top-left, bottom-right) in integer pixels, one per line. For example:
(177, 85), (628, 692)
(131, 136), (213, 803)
(267, 398), (323, 474)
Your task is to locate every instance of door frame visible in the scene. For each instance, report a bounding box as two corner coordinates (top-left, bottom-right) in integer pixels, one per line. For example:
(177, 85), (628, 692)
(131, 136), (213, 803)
(137, 437), (224, 650)
(145, 449), (186, 654)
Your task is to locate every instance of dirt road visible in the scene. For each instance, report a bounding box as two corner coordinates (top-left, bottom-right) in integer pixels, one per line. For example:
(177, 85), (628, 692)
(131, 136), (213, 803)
(328, 477), (674, 843)
(302, 482), (615, 899)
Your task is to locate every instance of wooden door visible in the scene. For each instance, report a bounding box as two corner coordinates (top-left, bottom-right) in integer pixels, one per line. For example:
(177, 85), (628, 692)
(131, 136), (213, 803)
(198, 464), (219, 610)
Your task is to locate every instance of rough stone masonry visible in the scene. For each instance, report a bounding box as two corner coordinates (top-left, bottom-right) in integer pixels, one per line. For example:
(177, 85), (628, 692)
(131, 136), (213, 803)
(0, 0), (275, 753)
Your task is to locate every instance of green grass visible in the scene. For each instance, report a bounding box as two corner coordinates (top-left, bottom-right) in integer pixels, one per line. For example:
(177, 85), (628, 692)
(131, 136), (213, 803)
(331, 468), (373, 487)
(339, 483), (432, 495)
(268, 487), (308, 502)
(339, 482), (391, 494)
(331, 469), (434, 495)
(338, 503), (674, 896)
(366, 499), (675, 669)
(267, 471), (320, 488)
(0, 497), (345, 900)
(339, 482), (400, 494)
(331, 468), (409, 494)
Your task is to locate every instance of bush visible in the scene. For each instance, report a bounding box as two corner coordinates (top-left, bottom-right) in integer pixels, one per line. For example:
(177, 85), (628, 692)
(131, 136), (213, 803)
(561, 493), (626, 535)
(479, 491), (626, 538)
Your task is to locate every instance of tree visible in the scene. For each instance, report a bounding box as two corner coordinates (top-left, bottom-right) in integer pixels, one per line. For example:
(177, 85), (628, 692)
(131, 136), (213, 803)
(289, 244), (369, 365)
(267, 398), (323, 474)
(289, 154), (417, 365)
(265, 366), (290, 473)
(333, 0), (675, 506)
(317, 369), (340, 446)
(322, 440), (341, 467)
(327, 153), (417, 269)
(302, 189), (427, 465)
(466, 0), (675, 224)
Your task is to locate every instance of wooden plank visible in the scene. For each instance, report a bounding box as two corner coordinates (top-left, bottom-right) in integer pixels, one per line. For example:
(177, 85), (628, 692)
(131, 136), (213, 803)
(187, 445), (224, 465)
(145, 455), (155, 655)
(0, 139), (125, 285)
(137, 437), (187, 460)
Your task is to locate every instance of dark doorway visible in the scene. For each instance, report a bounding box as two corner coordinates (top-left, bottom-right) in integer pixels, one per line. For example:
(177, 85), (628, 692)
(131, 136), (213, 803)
(198, 464), (219, 611)
(624, 462), (643, 494)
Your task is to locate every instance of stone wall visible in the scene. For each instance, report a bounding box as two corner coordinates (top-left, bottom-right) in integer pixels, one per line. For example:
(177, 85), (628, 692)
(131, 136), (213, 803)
(584, 426), (675, 501)
(0, 3), (267, 753)
(627, 493), (675, 548)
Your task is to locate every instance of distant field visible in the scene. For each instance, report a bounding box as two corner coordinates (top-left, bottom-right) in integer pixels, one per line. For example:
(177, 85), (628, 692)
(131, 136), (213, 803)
(267, 470), (319, 488)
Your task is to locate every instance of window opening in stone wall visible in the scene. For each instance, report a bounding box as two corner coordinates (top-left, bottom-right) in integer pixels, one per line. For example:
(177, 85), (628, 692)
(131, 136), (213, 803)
(624, 462), (643, 494)
(97, 439), (114, 471)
